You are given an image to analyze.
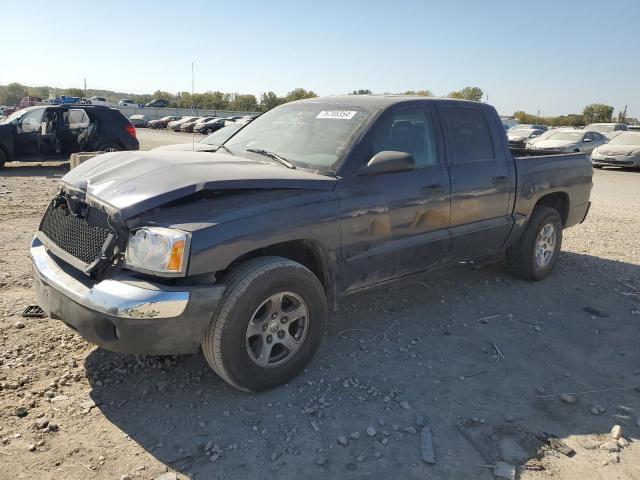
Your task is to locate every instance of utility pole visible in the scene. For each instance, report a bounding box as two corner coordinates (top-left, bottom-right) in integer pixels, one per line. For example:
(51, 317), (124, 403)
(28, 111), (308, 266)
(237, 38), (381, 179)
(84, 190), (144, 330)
(83, 78), (87, 99)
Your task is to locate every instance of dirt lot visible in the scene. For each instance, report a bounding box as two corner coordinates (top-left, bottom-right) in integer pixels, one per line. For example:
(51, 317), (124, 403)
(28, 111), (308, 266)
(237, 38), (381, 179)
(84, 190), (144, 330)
(1, 133), (639, 479)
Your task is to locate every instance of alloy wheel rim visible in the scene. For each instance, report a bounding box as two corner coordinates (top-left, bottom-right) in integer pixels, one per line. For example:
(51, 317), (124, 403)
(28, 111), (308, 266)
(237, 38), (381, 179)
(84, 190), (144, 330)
(245, 291), (309, 368)
(535, 223), (556, 268)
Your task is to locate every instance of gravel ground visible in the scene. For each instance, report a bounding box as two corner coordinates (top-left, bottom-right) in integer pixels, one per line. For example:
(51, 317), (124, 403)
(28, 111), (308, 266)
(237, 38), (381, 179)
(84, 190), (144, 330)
(1, 136), (639, 479)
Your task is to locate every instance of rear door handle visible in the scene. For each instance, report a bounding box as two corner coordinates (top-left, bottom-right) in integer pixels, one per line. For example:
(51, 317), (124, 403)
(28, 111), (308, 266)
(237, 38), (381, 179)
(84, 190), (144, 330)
(492, 175), (508, 185)
(421, 184), (444, 195)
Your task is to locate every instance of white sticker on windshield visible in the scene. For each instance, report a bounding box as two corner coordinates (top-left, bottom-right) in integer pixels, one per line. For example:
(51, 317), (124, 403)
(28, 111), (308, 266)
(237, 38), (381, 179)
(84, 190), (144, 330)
(316, 110), (358, 120)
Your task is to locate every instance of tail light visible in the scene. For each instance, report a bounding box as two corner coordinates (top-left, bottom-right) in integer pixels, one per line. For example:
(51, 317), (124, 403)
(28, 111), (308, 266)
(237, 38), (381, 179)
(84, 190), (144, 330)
(125, 123), (137, 139)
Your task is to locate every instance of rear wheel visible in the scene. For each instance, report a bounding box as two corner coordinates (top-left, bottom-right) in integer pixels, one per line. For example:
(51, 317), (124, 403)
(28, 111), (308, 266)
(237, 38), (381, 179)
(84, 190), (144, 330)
(507, 206), (563, 281)
(97, 143), (122, 152)
(593, 165), (603, 169)
(202, 257), (327, 391)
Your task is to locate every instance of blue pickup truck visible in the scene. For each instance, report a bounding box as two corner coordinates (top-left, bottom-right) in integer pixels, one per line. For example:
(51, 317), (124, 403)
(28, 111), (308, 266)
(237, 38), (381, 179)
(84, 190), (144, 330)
(31, 95), (592, 391)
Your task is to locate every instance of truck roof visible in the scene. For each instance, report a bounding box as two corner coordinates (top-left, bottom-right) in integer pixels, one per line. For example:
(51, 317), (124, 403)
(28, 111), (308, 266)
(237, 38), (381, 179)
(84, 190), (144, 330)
(291, 94), (483, 110)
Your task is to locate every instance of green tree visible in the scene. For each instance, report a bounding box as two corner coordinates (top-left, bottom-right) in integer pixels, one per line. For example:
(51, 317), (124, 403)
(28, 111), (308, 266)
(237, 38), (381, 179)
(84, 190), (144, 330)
(583, 103), (614, 123)
(229, 94), (258, 112)
(1, 82), (28, 105)
(260, 91), (285, 111)
(448, 86), (483, 102)
(403, 90), (433, 96)
(285, 88), (317, 102)
(63, 88), (84, 98)
(350, 89), (372, 95)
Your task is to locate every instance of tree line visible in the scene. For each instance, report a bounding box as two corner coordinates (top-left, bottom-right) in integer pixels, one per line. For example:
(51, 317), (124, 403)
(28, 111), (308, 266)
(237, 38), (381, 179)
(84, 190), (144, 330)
(0, 83), (318, 112)
(0, 82), (484, 113)
(514, 103), (625, 127)
(1, 83), (628, 123)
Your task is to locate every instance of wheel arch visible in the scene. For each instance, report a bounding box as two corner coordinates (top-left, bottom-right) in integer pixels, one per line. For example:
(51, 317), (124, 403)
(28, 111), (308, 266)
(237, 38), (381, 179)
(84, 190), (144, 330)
(220, 239), (337, 310)
(534, 192), (570, 226)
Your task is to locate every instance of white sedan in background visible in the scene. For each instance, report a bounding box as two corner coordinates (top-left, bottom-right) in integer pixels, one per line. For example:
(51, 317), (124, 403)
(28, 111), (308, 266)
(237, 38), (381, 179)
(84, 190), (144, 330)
(591, 132), (640, 169)
(529, 129), (606, 155)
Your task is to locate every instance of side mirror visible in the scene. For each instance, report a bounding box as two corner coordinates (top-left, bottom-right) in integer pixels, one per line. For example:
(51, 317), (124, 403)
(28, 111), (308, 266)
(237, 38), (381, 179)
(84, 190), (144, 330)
(358, 151), (415, 175)
(583, 138), (592, 143)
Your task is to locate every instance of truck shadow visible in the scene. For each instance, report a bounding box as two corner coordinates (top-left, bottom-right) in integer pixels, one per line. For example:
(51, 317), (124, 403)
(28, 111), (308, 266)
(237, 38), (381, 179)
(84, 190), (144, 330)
(84, 251), (639, 479)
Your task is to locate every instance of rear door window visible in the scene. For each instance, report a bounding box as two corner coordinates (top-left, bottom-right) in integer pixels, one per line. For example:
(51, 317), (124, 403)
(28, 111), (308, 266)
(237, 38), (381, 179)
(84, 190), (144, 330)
(440, 106), (495, 163)
(64, 109), (90, 128)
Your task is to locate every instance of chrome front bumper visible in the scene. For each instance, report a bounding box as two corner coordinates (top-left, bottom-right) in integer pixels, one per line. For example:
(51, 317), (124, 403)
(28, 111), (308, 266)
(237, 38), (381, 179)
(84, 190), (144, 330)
(30, 236), (224, 355)
(31, 238), (188, 319)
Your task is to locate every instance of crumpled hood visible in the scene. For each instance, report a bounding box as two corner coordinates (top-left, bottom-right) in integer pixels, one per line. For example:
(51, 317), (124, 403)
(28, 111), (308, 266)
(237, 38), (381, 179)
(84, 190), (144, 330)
(595, 144), (638, 156)
(61, 150), (336, 220)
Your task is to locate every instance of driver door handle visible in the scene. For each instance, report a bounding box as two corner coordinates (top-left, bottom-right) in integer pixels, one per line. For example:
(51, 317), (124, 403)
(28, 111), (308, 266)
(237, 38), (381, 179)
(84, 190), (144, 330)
(492, 175), (508, 185)
(421, 184), (444, 195)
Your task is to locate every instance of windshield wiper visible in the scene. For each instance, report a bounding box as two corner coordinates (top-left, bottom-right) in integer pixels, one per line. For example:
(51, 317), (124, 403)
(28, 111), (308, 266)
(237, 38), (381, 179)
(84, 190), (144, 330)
(246, 148), (296, 169)
(219, 144), (235, 156)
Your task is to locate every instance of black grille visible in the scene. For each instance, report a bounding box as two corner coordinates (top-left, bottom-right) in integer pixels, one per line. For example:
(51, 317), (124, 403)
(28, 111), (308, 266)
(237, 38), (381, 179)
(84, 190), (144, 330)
(39, 203), (111, 265)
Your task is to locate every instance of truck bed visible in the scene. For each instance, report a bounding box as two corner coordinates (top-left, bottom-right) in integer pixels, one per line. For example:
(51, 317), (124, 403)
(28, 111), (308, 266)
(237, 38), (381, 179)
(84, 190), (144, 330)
(510, 149), (592, 234)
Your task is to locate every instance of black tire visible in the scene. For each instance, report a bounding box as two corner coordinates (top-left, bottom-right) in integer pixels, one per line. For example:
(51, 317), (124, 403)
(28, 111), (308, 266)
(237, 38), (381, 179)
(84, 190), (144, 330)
(0, 148), (6, 169)
(205, 128), (213, 134)
(507, 206), (563, 281)
(202, 256), (327, 392)
(593, 165), (603, 169)
(97, 143), (122, 152)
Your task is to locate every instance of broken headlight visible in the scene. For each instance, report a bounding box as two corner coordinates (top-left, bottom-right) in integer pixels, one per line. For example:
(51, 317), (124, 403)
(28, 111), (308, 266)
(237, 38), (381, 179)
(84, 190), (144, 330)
(124, 227), (190, 277)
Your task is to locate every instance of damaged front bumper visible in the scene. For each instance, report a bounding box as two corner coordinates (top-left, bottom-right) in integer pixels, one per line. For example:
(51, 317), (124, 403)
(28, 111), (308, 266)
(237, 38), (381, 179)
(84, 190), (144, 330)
(30, 237), (224, 355)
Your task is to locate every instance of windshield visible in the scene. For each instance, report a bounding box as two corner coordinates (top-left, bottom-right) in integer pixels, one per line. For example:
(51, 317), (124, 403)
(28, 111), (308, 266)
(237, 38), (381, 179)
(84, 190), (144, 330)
(608, 132), (640, 145)
(224, 101), (374, 172)
(201, 124), (242, 145)
(585, 124), (613, 134)
(548, 131), (584, 141)
(0, 109), (29, 124)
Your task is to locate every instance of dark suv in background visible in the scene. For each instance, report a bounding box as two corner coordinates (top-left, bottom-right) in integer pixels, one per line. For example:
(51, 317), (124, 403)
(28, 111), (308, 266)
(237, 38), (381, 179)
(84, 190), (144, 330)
(0, 105), (139, 168)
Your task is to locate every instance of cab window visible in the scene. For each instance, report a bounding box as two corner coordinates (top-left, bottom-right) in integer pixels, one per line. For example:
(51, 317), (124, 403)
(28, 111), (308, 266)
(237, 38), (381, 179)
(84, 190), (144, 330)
(370, 106), (438, 167)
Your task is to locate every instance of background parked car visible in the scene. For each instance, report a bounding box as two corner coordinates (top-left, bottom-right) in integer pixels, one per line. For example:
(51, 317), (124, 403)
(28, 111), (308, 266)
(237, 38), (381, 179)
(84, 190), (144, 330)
(45, 96), (80, 106)
(194, 117), (234, 134)
(168, 116), (199, 131)
(591, 131), (640, 169)
(179, 116), (216, 132)
(19, 96), (43, 109)
(509, 123), (547, 132)
(0, 105), (138, 168)
(145, 99), (170, 108)
(530, 129), (606, 154)
(86, 96), (112, 107)
(118, 99), (138, 107)
(129, 114), (152, 128)
(507, 128), (544, 148)
(525, 127), (572, 148)
(147, 115), (181, 129)
(151, 123), (244, 152)
(584, 123), (628, 135)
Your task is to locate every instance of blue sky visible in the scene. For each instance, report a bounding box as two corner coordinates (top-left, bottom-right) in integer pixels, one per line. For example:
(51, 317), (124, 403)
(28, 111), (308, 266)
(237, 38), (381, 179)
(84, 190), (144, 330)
(2, 0), (638, 117)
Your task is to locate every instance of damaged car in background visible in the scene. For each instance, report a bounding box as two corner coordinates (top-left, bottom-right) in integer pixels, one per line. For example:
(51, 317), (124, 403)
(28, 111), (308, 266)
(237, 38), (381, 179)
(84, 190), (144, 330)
(30, 96), (592, 392)
(0, 105), (138, 168)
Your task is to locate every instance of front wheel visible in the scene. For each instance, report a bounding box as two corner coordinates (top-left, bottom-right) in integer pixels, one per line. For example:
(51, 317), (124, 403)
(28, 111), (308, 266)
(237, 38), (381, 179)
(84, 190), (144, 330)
(0, 148), (6, 169)
(202, 257), (327, 391)
(205, 128), (213, 134)
(507, 206), (563, 281)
